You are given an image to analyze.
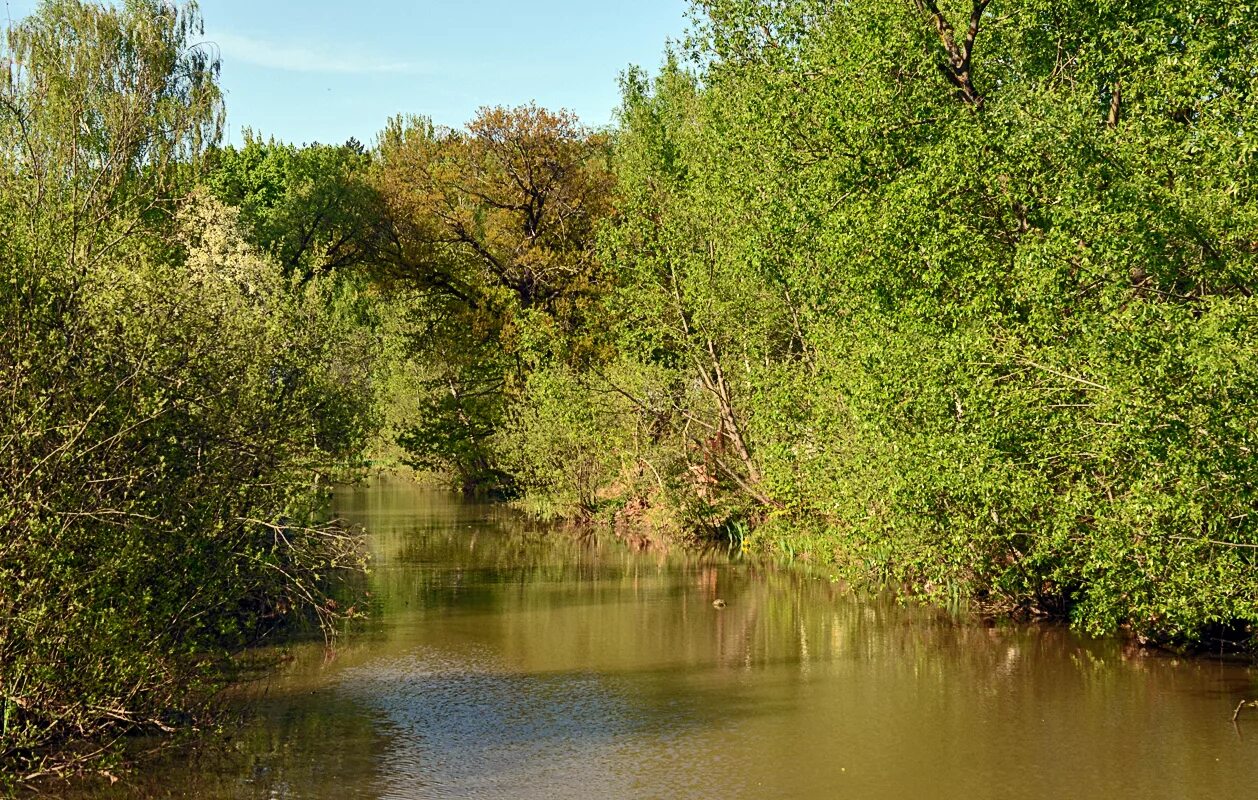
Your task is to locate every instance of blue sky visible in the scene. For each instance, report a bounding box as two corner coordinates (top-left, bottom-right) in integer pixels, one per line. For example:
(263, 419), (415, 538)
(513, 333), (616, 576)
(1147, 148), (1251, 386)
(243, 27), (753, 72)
(3, 0), (691, 145)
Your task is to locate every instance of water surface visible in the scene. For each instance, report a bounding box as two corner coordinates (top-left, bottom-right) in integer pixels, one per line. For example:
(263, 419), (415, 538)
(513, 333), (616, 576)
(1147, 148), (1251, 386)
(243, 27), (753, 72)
(92, 479), (1258, 798)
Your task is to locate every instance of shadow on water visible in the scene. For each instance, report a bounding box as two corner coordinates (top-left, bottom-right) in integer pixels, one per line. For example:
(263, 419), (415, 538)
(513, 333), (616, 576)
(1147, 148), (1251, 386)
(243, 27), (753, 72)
(70, 477), (1258, 800)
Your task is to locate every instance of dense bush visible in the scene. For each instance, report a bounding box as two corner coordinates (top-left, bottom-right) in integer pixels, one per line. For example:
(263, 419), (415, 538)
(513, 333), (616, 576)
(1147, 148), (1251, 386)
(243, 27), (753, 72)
(0, 1), (375, 783)
(613, 0), (1258, 645)
(470, 0), (1258, 649)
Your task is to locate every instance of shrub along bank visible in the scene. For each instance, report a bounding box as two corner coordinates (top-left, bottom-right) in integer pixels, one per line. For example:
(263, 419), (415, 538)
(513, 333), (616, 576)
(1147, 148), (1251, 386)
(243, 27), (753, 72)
(0, 2), (375, 785)
(439, 1), (1258, 651)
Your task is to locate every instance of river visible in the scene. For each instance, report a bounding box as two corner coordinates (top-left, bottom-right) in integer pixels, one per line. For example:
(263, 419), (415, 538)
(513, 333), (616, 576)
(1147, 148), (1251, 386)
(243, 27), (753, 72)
(84, 478), (1258, 798)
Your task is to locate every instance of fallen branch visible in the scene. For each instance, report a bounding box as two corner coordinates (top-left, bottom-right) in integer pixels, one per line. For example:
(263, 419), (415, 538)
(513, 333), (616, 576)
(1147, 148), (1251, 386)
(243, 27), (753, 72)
(1233, 699), (1256, 722)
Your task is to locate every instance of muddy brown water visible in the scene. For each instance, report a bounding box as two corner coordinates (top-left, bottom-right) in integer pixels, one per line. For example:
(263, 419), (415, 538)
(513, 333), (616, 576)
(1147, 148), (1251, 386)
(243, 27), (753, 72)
(80, 479), (1258, 799)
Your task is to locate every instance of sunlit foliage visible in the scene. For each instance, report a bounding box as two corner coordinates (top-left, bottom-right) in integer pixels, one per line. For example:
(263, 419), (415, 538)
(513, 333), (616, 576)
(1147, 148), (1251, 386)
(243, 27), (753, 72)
(374, 105), (615, 491)
(0, 1), (375, 784)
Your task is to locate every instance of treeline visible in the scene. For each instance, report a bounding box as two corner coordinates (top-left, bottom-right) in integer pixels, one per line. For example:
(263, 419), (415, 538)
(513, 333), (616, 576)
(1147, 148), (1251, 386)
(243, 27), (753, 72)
(6, 0), (1258, 784)
(370, 0), (1258, 652)
(379, 1), (1258, 649)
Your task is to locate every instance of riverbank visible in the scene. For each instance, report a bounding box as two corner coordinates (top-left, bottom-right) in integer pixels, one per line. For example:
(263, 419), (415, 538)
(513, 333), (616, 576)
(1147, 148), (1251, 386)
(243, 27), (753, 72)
(517, 483), (1258, 658)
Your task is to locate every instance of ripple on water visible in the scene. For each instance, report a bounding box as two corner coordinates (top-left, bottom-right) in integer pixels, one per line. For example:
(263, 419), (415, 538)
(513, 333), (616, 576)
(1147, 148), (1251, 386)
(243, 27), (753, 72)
(337, 646), (696, 799)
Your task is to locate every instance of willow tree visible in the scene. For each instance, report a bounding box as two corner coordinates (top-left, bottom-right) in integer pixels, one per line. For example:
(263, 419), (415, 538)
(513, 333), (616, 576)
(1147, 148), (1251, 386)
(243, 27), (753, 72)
(0, 0), (223, 273)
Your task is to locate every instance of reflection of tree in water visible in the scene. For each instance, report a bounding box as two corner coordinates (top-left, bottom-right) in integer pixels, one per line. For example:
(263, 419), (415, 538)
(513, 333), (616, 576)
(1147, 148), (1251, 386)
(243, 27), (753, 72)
(70, 481), (1258, 799)
(346, 481), (1255, 698)
(64, 685), (392, 800)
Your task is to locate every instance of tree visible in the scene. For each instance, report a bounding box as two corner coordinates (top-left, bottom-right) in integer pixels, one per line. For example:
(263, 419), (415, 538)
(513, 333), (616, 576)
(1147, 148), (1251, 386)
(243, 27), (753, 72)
(205, 131), (386, 282)
(376, 105), (614, 340)
(584, 0), (1258, 643)
(601, 56), (807, 513)
(0, 0), (223, 274)
(374, 105), (615, 491)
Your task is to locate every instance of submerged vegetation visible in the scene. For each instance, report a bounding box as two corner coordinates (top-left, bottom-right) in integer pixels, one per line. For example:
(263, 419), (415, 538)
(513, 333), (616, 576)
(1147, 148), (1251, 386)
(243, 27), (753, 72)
(3, 0), (1258, 786)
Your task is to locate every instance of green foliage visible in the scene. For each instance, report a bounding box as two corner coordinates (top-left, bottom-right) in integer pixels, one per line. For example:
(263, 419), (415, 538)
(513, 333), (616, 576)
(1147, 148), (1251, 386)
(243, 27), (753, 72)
(204, 131), (384, 282)
(394, 302), (516, 494)
(599, 0), (1258, 646)
(10, 1), (1258, 785)
(494, 366), (637, 516)
(470, 0), (1258, 649)
(0, 1), (376, 784)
